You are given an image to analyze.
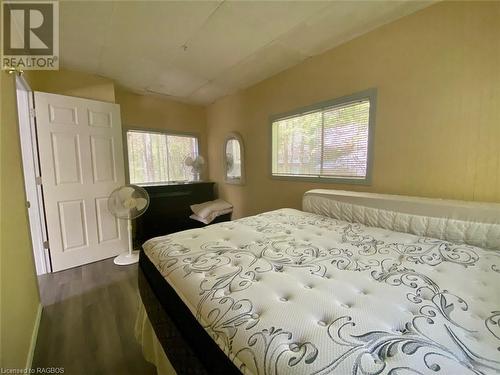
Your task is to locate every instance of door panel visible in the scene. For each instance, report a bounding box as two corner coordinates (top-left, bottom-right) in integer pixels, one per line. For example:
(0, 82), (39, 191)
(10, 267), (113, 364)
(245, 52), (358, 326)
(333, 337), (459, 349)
(88, 109), (112, 128)
(58, 200), (88, 250)
(51, 132), (82, 185)
(35, 92), (127, 271)
(49, 104), (79, 125)
(95, 197), (120, 243)
(90, 136), (116, 183)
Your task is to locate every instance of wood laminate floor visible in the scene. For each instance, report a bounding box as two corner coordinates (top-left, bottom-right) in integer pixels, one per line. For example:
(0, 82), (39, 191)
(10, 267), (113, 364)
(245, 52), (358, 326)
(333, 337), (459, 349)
(33, 258), (157, 375)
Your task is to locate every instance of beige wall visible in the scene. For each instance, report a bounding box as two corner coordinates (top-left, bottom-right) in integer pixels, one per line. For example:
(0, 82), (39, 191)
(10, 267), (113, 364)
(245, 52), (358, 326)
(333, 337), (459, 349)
(115, 88), (208, 178)
(207, 1), (500, 219)
(28, 69), (116, 103)
(0, 73), (41, 368)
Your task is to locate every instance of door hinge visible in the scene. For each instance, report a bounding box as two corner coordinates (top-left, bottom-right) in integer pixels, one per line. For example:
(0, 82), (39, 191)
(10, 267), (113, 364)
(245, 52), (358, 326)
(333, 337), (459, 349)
(35, 176), (42, 185)
(29, 108), (36, 118)
(26, 201), (31, 208)
(43, 240), (50, 249)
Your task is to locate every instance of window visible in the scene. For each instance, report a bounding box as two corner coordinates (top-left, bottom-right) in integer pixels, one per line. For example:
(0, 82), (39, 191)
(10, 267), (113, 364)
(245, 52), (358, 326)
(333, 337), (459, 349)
(126, 130), (199, 184)
(271, 89), (376, 184)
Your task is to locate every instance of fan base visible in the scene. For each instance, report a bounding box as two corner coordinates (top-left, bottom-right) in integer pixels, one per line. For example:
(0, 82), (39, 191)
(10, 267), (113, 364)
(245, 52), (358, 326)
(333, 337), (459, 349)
(113, 250), (140, 266)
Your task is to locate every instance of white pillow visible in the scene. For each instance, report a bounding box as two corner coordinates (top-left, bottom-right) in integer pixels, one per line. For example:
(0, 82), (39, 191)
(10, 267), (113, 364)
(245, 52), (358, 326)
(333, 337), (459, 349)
(190, 199), (233, 224)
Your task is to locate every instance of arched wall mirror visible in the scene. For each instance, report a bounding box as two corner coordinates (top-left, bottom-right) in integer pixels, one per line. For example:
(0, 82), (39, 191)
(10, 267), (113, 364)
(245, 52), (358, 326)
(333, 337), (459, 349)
(224, 132), (245, 185)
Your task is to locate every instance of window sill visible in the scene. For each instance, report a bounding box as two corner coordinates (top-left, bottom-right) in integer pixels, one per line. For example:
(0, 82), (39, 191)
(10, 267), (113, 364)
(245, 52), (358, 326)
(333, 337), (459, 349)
(135, 180), (210, 187)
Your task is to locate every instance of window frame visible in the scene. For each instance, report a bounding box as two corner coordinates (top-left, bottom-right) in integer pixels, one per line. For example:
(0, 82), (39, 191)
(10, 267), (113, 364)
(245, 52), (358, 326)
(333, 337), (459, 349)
(269, 88), (377, 185)
(124, 127), (201, 185)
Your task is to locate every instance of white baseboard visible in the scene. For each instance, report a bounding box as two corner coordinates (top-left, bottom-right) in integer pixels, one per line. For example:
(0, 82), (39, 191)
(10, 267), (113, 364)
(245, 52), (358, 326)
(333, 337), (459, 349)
(25, 303), (43, 370)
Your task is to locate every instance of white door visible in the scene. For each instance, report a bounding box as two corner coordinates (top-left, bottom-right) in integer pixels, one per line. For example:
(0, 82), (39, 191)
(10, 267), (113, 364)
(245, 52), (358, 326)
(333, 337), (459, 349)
(34, 92), (127, 272)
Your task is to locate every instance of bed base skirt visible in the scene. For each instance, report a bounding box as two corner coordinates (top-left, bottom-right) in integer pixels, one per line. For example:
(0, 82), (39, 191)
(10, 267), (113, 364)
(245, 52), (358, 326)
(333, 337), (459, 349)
(135, 299), (177, 375)
(137, 251), (240, 375)
(137, 266), (210, 374)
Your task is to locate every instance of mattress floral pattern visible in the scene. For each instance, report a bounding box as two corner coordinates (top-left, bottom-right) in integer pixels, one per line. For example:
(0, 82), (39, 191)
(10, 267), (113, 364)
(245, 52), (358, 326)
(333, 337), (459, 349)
(143, 208), (500, 375)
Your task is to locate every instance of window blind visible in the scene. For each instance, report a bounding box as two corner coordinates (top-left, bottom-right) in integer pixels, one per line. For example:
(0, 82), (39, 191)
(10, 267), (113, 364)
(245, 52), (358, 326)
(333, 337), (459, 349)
(272, 97), (372, 181)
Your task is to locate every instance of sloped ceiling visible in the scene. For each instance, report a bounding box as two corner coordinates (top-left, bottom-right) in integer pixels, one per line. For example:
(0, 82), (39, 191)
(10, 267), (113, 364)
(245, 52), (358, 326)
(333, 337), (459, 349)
(60, 1), (433, 105)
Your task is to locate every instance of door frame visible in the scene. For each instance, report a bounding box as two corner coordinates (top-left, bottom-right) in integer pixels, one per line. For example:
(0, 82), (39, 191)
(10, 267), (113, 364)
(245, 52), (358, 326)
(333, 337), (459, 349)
(16, 75), (51, 274)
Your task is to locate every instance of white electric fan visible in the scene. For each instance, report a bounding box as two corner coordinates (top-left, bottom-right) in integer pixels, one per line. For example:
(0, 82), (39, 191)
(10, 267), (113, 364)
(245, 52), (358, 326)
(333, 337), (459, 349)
(184, 155), (205, 181)
(226, 153), (234, 173)
(108, 184), (150, 265)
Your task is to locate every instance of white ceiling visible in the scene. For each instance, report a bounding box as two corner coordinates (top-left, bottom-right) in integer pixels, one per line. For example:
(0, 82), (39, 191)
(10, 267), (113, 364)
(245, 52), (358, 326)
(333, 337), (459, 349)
(60, 1), (433, 105)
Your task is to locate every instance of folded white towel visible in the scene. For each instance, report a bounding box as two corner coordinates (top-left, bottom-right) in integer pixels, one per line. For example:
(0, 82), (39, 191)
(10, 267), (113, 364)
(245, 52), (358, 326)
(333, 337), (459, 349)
(190, 208), (233, 225)
(190, 199), (233, 224)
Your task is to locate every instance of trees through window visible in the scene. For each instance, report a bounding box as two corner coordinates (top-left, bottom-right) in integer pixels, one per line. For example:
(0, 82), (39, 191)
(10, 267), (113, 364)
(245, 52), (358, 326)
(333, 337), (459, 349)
(127, 130), (198, 184)
(271, 90), (375, 183)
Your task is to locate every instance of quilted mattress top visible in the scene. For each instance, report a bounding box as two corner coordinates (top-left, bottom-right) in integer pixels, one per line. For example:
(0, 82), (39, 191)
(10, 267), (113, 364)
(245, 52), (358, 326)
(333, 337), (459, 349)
(143, 208), (500, 375)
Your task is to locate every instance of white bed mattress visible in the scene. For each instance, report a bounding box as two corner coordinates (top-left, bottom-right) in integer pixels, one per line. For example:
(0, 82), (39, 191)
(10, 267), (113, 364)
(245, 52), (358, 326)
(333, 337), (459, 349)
(143, 208), (500, 375)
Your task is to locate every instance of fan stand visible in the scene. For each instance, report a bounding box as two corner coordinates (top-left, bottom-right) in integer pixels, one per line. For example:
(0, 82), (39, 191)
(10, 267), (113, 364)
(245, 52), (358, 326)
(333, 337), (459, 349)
(114, 221), (139, 266)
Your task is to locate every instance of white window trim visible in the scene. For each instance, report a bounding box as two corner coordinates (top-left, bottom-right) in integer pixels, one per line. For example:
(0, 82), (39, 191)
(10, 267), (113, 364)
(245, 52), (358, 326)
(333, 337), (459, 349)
(269, 88), (377, 185)
(124, 127), (200, 185)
